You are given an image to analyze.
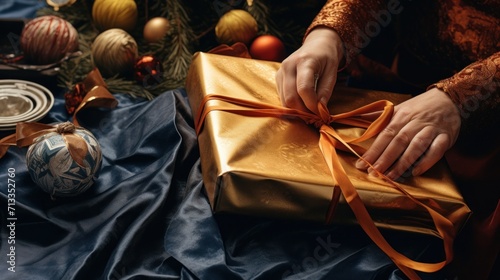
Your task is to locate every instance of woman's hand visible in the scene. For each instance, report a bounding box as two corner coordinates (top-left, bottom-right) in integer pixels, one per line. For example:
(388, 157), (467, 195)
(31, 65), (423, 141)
(356, 88), (461, 180)
(275, 27), (344, 114)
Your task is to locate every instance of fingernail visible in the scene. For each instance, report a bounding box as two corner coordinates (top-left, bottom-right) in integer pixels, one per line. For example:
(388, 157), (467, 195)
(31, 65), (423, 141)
(412, 168), (421, 176)
(319, 97), (327, 106)
(355, 159), (368, 170)
(367, 167), (378, 177)
(386, 171), (396, 180)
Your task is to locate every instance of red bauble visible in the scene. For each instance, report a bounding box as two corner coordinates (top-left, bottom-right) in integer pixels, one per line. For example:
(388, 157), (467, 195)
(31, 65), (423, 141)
(249, 35), (286, 62)
(134, 55), (164, 87)
(20, 15), (79, 65)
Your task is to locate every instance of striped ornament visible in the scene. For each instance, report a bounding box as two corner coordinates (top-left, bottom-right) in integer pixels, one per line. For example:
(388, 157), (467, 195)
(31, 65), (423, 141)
(20, 15), (79, 65)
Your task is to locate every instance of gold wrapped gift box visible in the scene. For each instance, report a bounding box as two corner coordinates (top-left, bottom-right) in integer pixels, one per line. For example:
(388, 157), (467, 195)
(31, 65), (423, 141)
(185, 52), (471, 239)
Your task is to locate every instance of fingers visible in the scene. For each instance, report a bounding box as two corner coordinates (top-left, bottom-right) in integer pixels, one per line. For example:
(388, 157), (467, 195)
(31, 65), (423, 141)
(277, 61), (337, 114)
(383, 127), (437, 179)
(315, 70), (337, 107)
(296, 64), (321, 113)
(276, 59), (309, 113)
(410, 133), (450, 176)
(355, 114), (410, 172)
(357, 124), (451, 180)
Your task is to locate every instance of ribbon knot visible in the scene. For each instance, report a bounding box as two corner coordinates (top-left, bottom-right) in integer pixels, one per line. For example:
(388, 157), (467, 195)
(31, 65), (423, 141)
(306, 103), (334, 128)
(56, 122), (76, 134)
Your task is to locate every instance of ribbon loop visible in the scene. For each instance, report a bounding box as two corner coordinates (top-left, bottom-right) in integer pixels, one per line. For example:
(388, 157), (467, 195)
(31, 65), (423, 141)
(0, 122), (89, 167)
(64, 68), (118, 126)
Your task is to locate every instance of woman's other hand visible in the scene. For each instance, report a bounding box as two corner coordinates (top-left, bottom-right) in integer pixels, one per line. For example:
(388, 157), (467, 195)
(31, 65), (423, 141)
(356, 88), (461, 180)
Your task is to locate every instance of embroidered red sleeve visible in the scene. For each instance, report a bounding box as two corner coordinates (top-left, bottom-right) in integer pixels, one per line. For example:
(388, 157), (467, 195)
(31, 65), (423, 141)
(433, 52), (500, 120)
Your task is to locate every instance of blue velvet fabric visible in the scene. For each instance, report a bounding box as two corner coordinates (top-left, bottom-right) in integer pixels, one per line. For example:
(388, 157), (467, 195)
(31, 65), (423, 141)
(0, 87), (447, 280)
(0, 0), (46, 19)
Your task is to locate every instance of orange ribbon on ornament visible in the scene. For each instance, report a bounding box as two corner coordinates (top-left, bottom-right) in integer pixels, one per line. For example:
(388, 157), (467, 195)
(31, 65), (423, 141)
(0, 122), (88, 167)
(194, 94), (456, 280)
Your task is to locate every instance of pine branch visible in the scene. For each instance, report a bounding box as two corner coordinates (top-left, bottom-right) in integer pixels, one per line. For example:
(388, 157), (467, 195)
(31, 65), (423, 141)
(246, 0), (281, 38)
(28, 0), (320, 99)
(163, 0), (196, 83)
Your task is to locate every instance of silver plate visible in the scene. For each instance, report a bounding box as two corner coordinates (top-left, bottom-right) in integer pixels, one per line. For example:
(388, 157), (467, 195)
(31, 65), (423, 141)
(0, 79), (54, 130)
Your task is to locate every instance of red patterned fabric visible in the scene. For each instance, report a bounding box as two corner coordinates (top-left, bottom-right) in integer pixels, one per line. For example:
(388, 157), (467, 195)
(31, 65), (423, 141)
(306, 1), (499, 278)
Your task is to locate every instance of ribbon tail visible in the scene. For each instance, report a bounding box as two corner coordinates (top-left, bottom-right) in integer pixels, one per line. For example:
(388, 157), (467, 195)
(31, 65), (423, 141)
(0, 134), (17, 159)
(319, 129), (423, 279)
(62, 133), (89, 167)
(15, 123), (56, 148)
(319, 125), (457, 278)
(0, 123), (58, 158)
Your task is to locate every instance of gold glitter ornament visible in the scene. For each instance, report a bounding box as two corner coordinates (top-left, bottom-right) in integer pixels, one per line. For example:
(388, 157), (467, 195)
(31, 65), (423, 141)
(215, 9), (258, 45)
(91, 28), (138, 77)
(92, 0), (138, 32)
(143, 17), (171, 43)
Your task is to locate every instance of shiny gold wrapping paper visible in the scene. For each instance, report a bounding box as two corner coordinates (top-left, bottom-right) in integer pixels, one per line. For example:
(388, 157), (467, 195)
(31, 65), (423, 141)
(185, 52), (471, 238)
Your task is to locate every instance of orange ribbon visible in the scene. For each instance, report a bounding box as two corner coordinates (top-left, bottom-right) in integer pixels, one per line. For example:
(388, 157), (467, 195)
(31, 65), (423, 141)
(0, 122), (89, 167)
(64, 68), (118, 126)
(194, 94), (455, 279)
(1, 69), (117, 164)
(207, 42), (252, 58)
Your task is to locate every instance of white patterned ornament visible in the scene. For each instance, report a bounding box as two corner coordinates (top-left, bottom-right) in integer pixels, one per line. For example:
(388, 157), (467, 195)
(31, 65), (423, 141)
(26, 123), (102, 198)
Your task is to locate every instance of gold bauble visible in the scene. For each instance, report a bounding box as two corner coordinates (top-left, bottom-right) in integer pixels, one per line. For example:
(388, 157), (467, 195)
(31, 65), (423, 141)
(143, 17), (171, 43)
(215, 9), (258, 45)
(91, 28), (138, 77)
(92, 0), (138, 32)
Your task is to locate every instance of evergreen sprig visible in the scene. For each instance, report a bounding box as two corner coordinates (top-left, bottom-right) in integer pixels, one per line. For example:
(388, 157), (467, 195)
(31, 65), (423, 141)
(34, 0), (322, 99)
(37, 0), (195, 99)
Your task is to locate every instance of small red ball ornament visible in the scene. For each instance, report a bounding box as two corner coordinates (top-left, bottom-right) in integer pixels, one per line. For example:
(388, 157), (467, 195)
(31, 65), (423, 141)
(134, 55), (164, 87)
(249, 35), (286, 62)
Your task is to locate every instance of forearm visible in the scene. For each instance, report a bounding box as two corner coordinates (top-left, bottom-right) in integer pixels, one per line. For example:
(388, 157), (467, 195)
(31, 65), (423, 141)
(304, 0), (400, 64)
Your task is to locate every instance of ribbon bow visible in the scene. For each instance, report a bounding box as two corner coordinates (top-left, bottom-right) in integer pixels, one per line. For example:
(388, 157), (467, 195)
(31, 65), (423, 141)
(0, 122), (89, 167)
(194, 94), (455, 280)
(64, 68), (118, 126)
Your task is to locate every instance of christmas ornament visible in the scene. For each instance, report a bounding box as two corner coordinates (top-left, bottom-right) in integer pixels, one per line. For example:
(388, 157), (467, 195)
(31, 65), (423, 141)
(20, 15), (79, 65)
(91, 28), (138, 77)
(143, 17), (171, 43)
(134, 55), (164, 87)
(26, 122), (102, 198)
(249, 35), (286, 62)
(92, 0), (138, 32)
(215, 9), (258, 45)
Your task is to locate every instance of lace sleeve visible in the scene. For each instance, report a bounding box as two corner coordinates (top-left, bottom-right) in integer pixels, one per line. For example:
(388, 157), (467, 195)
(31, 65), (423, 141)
(304, 0), (396, 64)
(432, 52), (500, 140)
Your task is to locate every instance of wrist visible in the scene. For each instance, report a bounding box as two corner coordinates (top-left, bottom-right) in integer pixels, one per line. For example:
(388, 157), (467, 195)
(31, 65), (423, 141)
(304, 27), (345, 69)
